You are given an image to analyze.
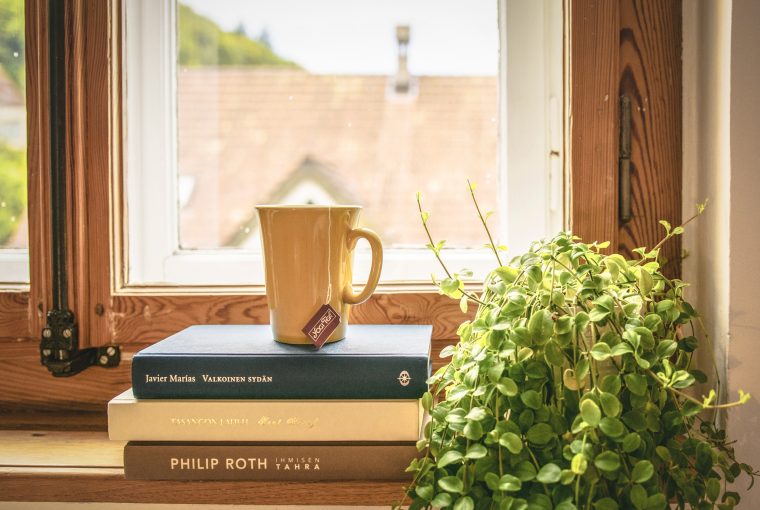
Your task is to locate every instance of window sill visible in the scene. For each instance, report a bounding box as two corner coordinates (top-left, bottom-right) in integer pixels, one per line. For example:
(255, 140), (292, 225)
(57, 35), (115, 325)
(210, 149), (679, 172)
(0, 428), (407, 505)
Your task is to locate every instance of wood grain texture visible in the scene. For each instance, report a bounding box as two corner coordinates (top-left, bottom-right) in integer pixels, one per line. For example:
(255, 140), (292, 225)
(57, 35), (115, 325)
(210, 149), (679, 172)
(110, 292), (469, 344)
(0, 292), (31, 338)
(0, 340), (135, 412)
(618, 0), (682, 277)
(0, 430), (407, 505)
(0, 411), (107, 431)
(0, 474), (405, 505)
(569, 0), (620, 248)
(67, 0), (116, 347)
(25, 0), (52, 339)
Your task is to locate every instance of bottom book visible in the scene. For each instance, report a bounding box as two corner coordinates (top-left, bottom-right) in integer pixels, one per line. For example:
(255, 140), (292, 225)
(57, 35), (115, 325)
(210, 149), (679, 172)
(124, 441), (419, 481)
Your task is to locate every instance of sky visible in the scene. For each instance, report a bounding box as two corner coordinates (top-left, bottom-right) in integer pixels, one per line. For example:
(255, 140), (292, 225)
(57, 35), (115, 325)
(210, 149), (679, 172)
(180, 0), (499, 76)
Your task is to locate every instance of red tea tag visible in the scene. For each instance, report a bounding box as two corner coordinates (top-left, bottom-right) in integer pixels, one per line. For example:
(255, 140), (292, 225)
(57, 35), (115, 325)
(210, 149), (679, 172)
(301, 304), (341, 349)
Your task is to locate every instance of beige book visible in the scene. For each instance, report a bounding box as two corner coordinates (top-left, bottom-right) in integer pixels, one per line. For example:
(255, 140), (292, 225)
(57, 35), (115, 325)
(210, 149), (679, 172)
(108, 389), (424, 442)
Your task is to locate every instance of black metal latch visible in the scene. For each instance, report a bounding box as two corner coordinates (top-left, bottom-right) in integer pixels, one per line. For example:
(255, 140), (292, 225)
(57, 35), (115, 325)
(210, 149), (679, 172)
(618, 94), (633, 223)
(40, 310), (120, 377)
(619, 95), (632, 224)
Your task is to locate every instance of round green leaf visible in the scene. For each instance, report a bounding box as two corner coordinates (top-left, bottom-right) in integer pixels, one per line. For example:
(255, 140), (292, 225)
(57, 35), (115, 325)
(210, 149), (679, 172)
(545, 340), (565, 366)
(594, 451), (621, 472)
(631, 460), (654, 483)
(593, 498), (619, 510)
(498, 474), (522, 492)
(655, 446), (672, 463)
(415, 484), (433, 501)
(556, 501), (577, 510)
(529, 308), (554, 343)
(499, 432), (523, 454)
(622, 432), (642, 453)
(526, 423), (554, 445)
(599, 417), (626, 438)
(600, 392), (621, 417)
(521, 389), (543, 410)
(454, 496), (474, 510)
(622, 410), (647, 432)
(555, 315), (573, 334)
(514, 460), (537, 481)
(629, 484), (647, 510)
(437, 449), (464, 468)
(646, 494), (667, 509)
(560, 469), (576, 485)
(421, 391), (433, 412)
(590, 342), (612, 361)
(580, 399), (602, 426)
(464, 420), (484, 440)
(571, 453), (588, 475)
(624, 373), (648, 396)
(497, 377), (518, 396)
(600, 374), (622, 395)
(431, 493), (453, 508)
(536, 463), (562, 484)
(655, 339), (677, 359)
(437, 475), (464, 494)
(465, 443), (488, 459)
(706, 477), (721, 501)
(465, 406), (489, 421)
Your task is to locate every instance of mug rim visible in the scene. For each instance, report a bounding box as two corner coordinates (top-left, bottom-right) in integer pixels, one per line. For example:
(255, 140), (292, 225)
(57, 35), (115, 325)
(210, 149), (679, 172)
(256, 204), (362, 209)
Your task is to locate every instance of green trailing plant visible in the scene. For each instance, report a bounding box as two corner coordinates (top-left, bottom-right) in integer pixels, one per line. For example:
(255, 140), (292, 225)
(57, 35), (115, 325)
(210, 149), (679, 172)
(398, 186), (755, 510)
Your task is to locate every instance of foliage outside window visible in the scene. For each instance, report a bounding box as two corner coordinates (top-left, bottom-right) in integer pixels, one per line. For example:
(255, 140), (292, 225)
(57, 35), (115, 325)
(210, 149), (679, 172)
(0, 0), (27, 249)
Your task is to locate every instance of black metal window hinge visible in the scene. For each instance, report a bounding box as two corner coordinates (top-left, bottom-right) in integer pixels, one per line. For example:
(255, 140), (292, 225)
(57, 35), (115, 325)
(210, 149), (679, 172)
(40, 0), (119, 377)
(619, 94), (632, 224)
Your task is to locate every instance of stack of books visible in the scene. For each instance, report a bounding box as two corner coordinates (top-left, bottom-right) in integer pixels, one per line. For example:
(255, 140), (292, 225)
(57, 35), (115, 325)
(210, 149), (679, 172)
(108, 324), (431, 481)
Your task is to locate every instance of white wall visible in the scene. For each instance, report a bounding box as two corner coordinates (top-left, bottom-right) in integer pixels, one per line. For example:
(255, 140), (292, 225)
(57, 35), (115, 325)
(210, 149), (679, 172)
(726, 0), (760, 505)
(683, 0), (760, 505)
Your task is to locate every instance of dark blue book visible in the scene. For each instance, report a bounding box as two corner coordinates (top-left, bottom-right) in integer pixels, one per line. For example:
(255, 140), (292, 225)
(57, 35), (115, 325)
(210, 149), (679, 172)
(131, 325), (431, 399)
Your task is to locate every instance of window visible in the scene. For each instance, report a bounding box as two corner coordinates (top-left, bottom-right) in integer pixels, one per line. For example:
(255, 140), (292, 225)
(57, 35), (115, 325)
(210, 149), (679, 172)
(0, 0), (29, 284)
(124, 0), (562, 287)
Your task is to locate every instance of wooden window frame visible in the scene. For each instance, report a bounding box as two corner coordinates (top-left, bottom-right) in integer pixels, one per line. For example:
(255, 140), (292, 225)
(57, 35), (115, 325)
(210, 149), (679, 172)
(0, 0), (682, 412)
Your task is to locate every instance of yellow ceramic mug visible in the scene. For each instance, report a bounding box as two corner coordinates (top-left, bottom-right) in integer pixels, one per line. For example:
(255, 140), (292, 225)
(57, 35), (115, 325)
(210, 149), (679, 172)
(256, 205), (383, 344)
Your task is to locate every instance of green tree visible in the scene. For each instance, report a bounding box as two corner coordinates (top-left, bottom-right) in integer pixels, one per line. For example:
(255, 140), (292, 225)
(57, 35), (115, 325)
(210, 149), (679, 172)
(0, 0), (26, 247)
(0, 143), (26, 245)
(0, 0), (25, 90)
(178, 3), (299, 68)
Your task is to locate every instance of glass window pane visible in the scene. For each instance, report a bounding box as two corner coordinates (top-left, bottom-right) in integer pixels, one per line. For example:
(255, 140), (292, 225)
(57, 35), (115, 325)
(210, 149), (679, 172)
(176, 0), (499, 251)
(0, 0), (27, 250)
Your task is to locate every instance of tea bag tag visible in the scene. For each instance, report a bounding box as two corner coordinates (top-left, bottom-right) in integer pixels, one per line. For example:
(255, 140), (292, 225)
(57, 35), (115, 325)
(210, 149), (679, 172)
(302, 304), (341, 349)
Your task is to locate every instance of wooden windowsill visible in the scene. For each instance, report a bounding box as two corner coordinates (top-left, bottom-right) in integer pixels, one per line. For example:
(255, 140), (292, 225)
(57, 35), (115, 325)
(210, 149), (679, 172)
(0, 429), (407, 505)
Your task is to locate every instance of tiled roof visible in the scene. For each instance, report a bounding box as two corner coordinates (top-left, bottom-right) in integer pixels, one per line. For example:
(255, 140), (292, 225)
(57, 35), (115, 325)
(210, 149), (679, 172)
(178, 68), (499, 249)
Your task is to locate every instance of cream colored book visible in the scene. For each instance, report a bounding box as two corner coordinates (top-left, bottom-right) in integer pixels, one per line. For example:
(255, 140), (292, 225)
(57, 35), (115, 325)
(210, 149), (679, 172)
(108, 389), (424, 442)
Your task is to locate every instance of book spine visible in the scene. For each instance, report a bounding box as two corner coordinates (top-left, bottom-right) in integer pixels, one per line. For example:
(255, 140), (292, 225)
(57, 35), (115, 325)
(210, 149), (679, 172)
(108, 399), (423, 442)
(123, 442), (418, 481)
(132, 354), (429, 399)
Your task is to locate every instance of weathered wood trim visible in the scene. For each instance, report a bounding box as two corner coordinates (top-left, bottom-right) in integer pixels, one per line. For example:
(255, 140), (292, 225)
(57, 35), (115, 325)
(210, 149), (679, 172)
(618, 0), (682, 276)
(568, 0), (621, 248)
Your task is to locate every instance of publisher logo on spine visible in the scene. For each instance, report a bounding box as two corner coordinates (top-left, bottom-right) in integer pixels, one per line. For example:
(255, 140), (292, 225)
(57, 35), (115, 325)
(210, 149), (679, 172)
(397, 370), (411, 387)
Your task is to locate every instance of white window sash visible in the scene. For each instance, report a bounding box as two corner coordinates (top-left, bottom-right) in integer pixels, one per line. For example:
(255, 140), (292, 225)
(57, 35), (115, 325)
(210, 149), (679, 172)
(0, 249), (29, 284)
(123, 0), (563, 287)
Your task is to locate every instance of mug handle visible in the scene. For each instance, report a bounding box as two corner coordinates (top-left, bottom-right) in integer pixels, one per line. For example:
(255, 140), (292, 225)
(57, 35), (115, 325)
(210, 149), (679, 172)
(343, 227), (383, 305)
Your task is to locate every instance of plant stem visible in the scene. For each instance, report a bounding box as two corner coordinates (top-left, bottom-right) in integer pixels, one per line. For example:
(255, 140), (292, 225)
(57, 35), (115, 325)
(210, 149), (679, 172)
(634, 208), (704, 267)
(645, 369), (746, 410)
(467, 179), (503, 266)
(551, 256), (585, 284)
(417, 193), (490, 307)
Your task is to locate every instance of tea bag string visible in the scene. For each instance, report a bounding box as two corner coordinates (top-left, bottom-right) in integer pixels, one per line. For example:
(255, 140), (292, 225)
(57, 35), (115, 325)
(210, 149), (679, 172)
(325, 206), (332, 305)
